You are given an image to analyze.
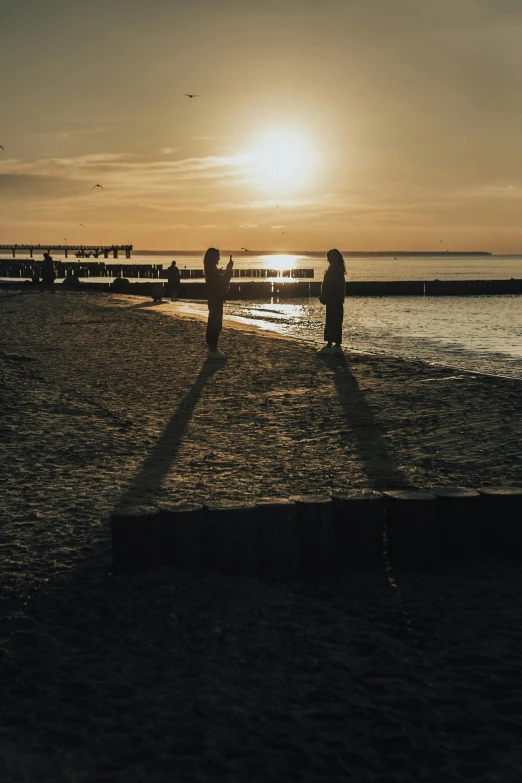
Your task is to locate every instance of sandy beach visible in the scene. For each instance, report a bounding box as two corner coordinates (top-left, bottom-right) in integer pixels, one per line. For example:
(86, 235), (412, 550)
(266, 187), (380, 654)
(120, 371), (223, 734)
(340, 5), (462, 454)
(2, 288), (522, 782)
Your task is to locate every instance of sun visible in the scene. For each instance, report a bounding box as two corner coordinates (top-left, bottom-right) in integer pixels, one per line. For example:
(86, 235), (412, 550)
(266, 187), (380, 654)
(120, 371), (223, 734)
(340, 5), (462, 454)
(247, 131), (314, 189)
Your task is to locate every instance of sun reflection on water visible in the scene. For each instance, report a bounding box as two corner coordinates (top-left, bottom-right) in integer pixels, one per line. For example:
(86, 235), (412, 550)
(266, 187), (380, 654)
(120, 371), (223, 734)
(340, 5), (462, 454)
(253, 302), (306, 319)
(259, 254), (302, 272)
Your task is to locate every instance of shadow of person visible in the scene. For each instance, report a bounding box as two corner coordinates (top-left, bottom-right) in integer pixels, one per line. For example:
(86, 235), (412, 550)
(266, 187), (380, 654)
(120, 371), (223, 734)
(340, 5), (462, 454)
(123, 300), (168, 310)
(318, 352), (406, 489)
(116, 358), (225, 507)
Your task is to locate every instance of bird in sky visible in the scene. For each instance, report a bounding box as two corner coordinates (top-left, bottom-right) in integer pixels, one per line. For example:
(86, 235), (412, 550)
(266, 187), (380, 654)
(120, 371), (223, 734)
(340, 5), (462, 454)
(0, 145), (4, 150)
(78, 224), (85, 227)
(92, 184), (104, 190)
(183, 94), (200, 98)
(241, 247), (251, 252)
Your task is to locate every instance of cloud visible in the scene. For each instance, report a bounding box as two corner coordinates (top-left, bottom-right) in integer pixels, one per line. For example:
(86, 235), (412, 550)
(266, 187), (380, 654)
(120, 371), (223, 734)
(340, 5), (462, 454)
(0, 151), (256, 209)
(271, 225), (286, 229)
(0, 173), (88, 200)
(239, 223), (258, 228)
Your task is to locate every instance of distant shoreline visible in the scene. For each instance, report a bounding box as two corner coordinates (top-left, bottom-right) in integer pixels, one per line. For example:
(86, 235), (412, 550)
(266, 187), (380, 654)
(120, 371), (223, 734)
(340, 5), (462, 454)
(135, 249), (493, 257)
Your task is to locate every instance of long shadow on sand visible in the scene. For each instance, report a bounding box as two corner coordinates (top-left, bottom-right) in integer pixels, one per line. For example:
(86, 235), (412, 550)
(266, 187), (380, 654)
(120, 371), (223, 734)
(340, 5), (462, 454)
(116, 358), (224, 507)
(123, 300), (170, 310)
(319, 352), (407, 489)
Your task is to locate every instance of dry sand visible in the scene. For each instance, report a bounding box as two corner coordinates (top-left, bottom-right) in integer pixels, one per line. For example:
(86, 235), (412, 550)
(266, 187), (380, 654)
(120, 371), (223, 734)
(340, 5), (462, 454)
(1, 288), (522, 782)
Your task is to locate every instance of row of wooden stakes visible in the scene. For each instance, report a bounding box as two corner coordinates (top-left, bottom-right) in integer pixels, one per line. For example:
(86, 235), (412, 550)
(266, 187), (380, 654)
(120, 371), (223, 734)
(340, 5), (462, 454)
(111, 487), (522, 579)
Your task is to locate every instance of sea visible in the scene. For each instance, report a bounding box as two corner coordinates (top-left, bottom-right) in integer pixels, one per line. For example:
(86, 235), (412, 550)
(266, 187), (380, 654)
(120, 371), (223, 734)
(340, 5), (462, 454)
(3, 251), (522, 380)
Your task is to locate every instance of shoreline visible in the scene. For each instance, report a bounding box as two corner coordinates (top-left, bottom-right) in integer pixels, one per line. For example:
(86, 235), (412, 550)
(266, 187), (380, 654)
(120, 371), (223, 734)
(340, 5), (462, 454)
(2, 285), (521, 382)
(141, 295), (522, 384)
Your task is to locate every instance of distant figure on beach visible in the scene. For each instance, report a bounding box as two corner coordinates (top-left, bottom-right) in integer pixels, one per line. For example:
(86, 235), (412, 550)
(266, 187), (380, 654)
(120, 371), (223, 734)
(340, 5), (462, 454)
(203, 247), (233, 359)
(318, 248), (346, 354)
(165, 260), (181, 301)
(41, 252), (56, 293)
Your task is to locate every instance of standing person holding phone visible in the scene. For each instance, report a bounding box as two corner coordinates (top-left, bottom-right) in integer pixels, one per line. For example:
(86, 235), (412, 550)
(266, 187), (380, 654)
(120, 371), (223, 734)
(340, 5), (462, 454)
(203, 247), (234, 359)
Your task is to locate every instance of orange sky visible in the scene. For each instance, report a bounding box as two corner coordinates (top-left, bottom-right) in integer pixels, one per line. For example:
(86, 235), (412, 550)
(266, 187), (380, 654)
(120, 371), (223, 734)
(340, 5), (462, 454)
(0, 0), (521, 252)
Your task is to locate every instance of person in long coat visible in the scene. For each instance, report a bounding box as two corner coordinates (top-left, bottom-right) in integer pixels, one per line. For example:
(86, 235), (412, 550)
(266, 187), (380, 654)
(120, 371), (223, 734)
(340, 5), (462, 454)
(41, 252), (56, 293)
(318, 248), (346, 354)
(165, 260), (181, 301)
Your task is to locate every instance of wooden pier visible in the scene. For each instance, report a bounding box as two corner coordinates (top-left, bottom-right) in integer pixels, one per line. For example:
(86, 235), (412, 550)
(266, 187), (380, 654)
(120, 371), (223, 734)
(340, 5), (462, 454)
(0, 244), (133, 259)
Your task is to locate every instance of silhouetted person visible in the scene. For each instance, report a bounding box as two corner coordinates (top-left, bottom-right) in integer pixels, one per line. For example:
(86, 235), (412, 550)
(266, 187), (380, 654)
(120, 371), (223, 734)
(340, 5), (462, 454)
(203, 247), (233, 359)
(165, 260), (181, 301)
(318, 248), (346, 354)
(41, 252), (56, 293)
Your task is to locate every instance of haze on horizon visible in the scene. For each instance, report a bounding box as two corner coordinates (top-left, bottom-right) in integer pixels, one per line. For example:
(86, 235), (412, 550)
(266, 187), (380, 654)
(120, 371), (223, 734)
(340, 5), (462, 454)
(0, 0), (520, 254)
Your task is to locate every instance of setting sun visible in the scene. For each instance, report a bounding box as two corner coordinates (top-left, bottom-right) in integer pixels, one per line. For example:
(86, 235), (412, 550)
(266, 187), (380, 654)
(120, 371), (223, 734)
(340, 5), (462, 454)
(247, 131), (314, 189)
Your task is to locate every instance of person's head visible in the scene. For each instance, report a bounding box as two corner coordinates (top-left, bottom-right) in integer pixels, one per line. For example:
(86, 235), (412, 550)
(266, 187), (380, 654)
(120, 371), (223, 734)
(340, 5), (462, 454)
(203, 247), (220, 276)
(43, 252), (50, 260)
(171, 260), (177, 267)
(327, 248), (346, 275)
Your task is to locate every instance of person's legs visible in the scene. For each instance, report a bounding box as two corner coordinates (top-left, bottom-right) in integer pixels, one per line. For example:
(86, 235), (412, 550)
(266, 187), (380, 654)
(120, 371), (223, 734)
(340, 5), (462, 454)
(206, 303), (224, 354)
(325, 304), (344, 351)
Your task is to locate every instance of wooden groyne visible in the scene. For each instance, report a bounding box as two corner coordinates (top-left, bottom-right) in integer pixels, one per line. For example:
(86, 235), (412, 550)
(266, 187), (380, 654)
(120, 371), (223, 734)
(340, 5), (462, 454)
(345, 279), (522, 296)
(0, 244), (133, 259)
(111, 486), (522, 577)
(0, 258), (314, 281)
(0, 258), (165, 280)
(2, 263), (522, 298)
(111, 278), (520, 299)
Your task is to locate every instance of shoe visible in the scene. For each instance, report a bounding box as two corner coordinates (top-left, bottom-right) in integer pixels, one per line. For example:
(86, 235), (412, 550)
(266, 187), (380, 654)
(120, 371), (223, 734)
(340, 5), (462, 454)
(317, 345), (334, 354)
(208, 349), (228, 360)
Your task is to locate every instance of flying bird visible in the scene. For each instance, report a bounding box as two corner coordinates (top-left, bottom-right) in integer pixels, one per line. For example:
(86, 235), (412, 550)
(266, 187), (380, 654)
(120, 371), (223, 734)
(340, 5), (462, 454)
(92, 184), (104, 190)
(241, 247), (251, 252)
(0, 145), (4, 150)
(183, 93), (200, 99)
(78, 224), (85, 227)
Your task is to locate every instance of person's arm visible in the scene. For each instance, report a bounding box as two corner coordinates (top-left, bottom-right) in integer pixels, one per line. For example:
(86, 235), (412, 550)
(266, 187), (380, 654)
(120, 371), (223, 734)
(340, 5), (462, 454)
(320, 270), (332, 304)
(224, 254), (234, 284)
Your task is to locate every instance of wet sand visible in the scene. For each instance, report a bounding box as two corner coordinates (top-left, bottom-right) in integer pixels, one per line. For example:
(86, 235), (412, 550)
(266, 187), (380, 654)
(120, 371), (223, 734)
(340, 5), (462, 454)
(1, 289), (522, 781)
